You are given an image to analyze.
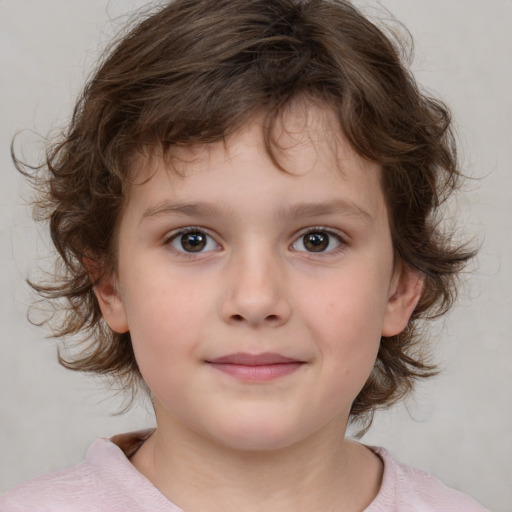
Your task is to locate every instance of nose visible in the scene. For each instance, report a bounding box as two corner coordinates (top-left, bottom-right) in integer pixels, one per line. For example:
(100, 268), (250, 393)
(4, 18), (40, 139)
(220, 248), (291, 328)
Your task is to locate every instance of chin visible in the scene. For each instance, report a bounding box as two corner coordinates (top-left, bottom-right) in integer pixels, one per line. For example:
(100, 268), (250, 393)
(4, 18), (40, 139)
(216, 433), (299, 453)
(203, 415), (311, 453)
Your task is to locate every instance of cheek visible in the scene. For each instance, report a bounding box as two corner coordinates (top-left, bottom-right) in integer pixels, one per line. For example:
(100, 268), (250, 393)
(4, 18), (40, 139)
(299, 269), (388, 378)
(303, 269), (389, 339)
(121, 274), (212, 374)
(126, 297), (198, 406)
(123, 261), (209, 329)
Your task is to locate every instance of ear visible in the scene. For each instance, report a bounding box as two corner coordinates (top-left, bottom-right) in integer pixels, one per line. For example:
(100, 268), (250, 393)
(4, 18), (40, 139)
(381, 264), (423, 337)
(93, 272), (129, 334)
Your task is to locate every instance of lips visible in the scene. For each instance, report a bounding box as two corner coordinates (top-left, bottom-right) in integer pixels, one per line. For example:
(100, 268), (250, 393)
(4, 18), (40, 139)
(206, 352), (304, 381)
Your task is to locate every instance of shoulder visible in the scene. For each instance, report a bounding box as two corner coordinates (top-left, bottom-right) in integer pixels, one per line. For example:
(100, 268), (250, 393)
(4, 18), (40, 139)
(0, 430), (176, 512)
(0, 459), (103, 512)
(366, 446), (490, 512)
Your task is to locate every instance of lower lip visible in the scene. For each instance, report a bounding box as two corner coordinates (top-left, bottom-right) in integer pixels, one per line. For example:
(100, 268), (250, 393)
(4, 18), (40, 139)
(208, 362), (303, 381)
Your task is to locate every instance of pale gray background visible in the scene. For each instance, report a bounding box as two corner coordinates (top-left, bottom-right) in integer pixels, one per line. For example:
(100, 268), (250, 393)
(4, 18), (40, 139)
(1, 1), (510, 510)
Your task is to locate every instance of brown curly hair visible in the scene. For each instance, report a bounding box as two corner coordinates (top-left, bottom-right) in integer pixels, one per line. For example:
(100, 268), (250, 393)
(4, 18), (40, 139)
(16, 0), (474, 427)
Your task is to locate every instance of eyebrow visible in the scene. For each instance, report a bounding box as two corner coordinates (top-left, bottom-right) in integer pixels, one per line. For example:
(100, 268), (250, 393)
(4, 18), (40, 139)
(141, 201), (233, 222)
(278, 200), (373, 223)
(141, 199), (373, 223)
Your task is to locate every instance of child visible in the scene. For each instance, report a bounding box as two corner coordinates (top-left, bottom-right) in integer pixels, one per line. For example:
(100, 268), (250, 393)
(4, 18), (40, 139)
(1, 0), (490, 510)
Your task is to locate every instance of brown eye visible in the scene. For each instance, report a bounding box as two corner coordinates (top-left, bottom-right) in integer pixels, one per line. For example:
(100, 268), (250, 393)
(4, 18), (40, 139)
(169, 229), (219, 254)
(180, 232), (206, 252)
(292, 230), (342, 253)
(303, 232), (329, 252)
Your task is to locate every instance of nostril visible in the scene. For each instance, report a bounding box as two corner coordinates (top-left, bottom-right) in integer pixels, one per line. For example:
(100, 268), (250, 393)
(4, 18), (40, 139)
(230, 313), (280, 323)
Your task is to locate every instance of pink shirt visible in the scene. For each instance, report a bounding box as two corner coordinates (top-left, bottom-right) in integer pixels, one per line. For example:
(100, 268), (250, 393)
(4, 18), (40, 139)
(0, 430), (489, 511)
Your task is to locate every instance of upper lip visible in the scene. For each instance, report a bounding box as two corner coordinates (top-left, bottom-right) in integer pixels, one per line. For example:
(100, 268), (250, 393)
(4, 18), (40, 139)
(207, 352), (302, 365)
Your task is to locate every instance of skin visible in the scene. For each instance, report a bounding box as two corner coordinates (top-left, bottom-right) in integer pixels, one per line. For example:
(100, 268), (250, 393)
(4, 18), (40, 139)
(95, 103), (422, 512)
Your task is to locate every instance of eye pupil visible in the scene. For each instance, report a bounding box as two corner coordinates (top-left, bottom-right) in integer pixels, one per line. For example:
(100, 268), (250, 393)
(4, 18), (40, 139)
(181, 232), (206, 252)
(304, 232), (329, 252)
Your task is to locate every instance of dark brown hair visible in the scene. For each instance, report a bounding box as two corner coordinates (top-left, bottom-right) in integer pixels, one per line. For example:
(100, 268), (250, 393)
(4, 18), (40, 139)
(17, 0), (474, 427)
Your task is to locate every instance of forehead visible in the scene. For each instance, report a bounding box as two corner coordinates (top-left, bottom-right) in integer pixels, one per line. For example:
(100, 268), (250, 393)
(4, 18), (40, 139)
(125, 103), (386, 220)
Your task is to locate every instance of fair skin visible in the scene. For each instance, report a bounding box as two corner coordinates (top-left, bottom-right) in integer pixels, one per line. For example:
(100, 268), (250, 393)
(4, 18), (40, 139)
(95, 103), (422, 512)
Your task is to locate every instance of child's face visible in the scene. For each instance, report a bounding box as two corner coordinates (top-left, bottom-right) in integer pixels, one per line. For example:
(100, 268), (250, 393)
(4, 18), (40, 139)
(96, 104), (421, 451)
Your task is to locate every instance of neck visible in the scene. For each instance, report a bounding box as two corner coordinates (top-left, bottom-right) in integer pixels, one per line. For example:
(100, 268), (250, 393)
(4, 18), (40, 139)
(130, 415), (383, 512)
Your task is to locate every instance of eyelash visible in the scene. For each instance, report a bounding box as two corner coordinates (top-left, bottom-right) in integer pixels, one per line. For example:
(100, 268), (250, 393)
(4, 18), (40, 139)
(291, 227), (346, 255)
(164, 227), (221, 258)
(164, 226), (347, 257)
